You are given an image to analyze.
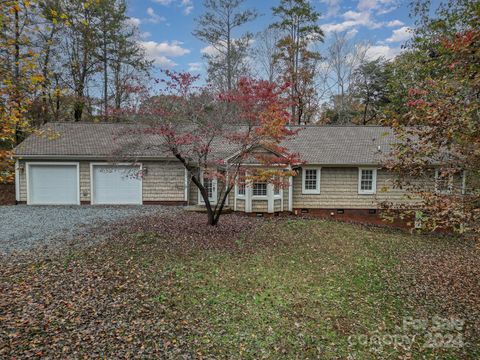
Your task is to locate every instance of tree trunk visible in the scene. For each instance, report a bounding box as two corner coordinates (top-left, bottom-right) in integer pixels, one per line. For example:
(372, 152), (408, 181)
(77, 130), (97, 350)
(103, 18), (108, 118)
(41, 26), (56, 124)
(226, 12), (232, 91)
(14, 6), (21, 144)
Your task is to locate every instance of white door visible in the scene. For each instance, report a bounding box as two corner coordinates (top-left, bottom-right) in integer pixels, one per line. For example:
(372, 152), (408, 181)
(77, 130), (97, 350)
(199, 177), (217, 205)
(92, 165), (142, 205)
(28, 164), (79, 205)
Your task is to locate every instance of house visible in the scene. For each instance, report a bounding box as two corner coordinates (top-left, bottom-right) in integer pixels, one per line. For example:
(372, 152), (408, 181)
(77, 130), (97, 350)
(13, 122), (465, 226)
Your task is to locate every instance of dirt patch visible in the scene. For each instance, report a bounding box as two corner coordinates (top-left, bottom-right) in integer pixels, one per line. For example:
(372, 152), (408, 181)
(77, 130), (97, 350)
(0, 184), (15, 205)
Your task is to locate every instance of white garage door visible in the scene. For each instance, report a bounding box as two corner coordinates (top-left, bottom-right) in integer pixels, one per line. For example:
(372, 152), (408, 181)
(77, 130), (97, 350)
(28, 164), (79, 205)
(92, 165), (142, 205)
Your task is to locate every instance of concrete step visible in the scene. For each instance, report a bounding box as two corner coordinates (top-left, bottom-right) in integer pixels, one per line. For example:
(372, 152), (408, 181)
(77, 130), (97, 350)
(184, 205), (233, 213)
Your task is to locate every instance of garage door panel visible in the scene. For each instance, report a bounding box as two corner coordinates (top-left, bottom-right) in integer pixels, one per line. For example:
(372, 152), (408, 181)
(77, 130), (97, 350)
(29, 165), (79, 205)
(92, 165), (142, 205)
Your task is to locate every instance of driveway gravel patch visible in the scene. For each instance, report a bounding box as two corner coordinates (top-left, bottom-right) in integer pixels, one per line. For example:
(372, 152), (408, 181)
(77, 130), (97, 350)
(0, 205), (178, 254)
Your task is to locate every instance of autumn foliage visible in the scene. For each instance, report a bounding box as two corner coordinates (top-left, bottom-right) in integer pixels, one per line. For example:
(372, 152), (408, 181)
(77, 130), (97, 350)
(118, 71), (300, 225)
(384, 1), (479, 235)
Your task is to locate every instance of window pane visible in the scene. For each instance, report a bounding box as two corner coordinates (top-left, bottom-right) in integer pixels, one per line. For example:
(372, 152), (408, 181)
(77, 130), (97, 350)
(238, 183), (245, 195)
(253, 183), (267, 196)
(360, 170), (373, 191)
(204, 179), (214, 198)
(273, 184), (280, 195)
(304, 169), (317, 190)
(237, 172), (246, 196)
(273, 176), (280, 195)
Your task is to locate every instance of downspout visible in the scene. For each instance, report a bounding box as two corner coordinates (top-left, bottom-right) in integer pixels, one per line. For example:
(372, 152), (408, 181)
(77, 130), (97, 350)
(288, 165), (293, 212)
(15, 160), (20, 203)
(184, 168), (189, 205)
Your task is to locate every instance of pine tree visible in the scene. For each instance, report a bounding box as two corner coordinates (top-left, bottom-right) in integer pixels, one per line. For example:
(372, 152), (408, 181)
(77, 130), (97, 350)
(271, 0), (324, 124)
(193, 0), (257, 91)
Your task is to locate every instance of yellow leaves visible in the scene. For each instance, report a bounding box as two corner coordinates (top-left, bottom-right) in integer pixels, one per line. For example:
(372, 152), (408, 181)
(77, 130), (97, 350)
(10, 4), (21, 14)
(30, 73), (45, 84)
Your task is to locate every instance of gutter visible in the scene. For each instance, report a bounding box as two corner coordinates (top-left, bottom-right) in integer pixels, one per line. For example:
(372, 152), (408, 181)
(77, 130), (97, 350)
(13, 155), (177, 161)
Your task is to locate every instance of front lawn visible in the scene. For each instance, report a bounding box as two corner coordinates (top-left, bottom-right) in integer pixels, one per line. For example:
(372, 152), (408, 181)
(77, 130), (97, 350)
(1, 213), (478, 358)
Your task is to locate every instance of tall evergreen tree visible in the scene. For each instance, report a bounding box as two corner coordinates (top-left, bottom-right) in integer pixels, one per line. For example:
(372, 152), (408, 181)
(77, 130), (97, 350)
(193, 0), (257, 91)
(270, 0), (324, 124)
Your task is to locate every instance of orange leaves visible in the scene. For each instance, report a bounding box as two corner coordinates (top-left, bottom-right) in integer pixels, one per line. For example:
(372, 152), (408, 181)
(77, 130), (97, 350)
(0, 0), (42, 184)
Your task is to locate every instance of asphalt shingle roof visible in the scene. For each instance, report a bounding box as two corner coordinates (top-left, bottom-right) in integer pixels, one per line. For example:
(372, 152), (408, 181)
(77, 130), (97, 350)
(14, 122), (397, 165)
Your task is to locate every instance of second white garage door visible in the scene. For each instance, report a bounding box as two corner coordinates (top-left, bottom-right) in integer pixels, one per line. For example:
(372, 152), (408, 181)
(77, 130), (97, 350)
(91, 164), (142, 205)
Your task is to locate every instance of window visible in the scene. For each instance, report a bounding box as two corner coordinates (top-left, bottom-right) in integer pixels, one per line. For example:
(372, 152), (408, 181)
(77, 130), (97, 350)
(204, 178), (214, 198)
(236, 172), (246, 197)
(302, 168), (320, 194)
(358, 168), (377, 194)
(273, 176), (281, 196)
(435, 169), (453, 194)
(237, 183), (246, 196)
(273, 183), (280, 196)
(253, 182), (267, 197)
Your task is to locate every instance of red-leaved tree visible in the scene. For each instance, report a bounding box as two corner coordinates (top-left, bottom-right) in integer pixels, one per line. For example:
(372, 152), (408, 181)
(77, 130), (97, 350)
(116, 71), (300, 225)
(383, 0), (479, 235)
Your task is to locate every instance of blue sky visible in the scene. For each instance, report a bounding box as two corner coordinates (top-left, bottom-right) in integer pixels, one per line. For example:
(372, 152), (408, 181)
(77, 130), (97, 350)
(126, 0), (420, 75)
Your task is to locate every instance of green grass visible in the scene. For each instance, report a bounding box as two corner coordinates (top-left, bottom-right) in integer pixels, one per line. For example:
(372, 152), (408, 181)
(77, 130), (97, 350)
(134, 220), (475, 358)
(2, 216), (477, 359)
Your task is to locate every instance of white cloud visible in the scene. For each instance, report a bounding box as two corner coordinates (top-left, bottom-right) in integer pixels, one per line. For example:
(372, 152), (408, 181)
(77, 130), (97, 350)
(188, 62), (202, 72)
(139, 40), (191, 67)
(386, 26), (412, 43)
(357, 0), (398, 15)
(201, 44), (218, 56)
(322, 10), (383, 33)
(140, 31), (152, 39)
(146, 7), (166, 24)
(346, 29), (358, 39)
(386, 19), (404, 27)
(365, 44), (402, 60)
(125, 17), (141, 27)
(320, 0), (341, 18)
(152, 0), (193, 16)
(358, 0), (377, 11)
(322, 6), (406, 35)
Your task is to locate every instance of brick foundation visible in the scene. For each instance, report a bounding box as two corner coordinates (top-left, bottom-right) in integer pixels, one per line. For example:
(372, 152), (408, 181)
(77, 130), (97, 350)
(143, 201), (187, 206)
(293, 208), (411, 229)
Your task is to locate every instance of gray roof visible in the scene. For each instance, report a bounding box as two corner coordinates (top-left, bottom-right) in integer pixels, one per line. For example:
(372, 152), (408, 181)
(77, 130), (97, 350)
(14, 122), (397, 165)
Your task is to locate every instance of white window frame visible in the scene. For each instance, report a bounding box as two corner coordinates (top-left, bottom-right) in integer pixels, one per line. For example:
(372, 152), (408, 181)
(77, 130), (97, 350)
(26, 162), (81, 205)
(90, 162), (143, 205)
(198, 170), (218, 205)
(302, 167), (321, 194)
(235, 171), (246, 198)
(272, 176), (283, 199)
(435, 168), (453, 195)
(251, 182), (268, 199)
(358, 167), (377, 195)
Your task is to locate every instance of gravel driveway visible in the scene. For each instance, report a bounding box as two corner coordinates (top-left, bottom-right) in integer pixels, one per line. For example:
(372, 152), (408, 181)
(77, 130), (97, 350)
(0, 205), (178, 254)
